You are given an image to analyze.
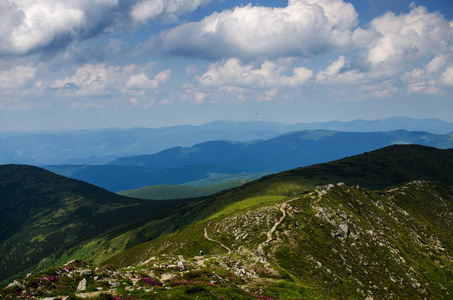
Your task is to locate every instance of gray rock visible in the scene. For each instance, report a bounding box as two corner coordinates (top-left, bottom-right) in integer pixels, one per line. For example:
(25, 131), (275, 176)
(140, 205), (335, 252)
(76, 278), (87, 291)
(331, 223), (349, 240)
(177, 260), (187, 270)
(7, 280), (26, 291)
(339, 223), (349, 237)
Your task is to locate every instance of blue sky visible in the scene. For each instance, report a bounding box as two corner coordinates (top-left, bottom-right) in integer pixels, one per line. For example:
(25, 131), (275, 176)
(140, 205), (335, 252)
(0, 0), (452, 131)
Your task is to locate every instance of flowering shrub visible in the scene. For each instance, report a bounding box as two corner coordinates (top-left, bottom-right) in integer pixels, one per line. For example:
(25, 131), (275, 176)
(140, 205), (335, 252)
(141, 276), (161, 286)
(248, 291), (276, 300)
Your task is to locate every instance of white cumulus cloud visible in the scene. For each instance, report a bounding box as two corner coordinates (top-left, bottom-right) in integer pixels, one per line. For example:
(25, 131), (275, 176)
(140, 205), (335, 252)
(440, 66), (453, 87)
(131, 0), (211, 24)
(0, 0), (119, 55)
(52, 63), (171, 97)
(126, 69), (172, 90)
(196, 58), (313, 89)
(0, 64), (37, 90)
(158, 0), (358, 59)
(313, 4), (453, 97)
(356, 4), (453, 74)
(0, 0), (210, 56)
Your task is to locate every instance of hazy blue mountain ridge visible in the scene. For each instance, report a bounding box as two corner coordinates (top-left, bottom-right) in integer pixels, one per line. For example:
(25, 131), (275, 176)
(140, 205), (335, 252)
(42, 129), (453, 192)
(110, 130), (453, 173)
(1, 117), (452, 165)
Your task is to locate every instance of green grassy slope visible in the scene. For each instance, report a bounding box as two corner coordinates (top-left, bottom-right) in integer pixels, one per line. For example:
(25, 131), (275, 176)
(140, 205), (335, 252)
(264, 144), (453, 190)
(91, 144), (453, 268)
(163, 144), (453, 226)
(0, 165), (196, 286)
(105, 180), (453, 299)
(106, 144), (453, 265)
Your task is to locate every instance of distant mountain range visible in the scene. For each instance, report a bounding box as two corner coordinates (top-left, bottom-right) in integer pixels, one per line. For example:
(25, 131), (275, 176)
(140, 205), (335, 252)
(1, 117), (452, 165)
(110, 129), (453, 173)
(42, 129), (453, 192)
(2, 145), (453, 298)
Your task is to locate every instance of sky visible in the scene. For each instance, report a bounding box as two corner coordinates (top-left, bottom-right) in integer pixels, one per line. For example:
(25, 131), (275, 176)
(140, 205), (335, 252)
(0, 0), (452, 131)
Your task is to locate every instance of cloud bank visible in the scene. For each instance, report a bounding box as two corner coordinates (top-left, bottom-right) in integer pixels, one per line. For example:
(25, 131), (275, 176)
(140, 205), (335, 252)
(0, 0), (452, 116)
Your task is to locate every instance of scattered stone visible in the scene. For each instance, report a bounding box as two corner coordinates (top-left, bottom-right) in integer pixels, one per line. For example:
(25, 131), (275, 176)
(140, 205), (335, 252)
(109, 281), (121, 287)
(65, 259), (77, 265)
(161, 273), (176, 281)
(167, 264), (178, 268)
(77, 269), (92, 275)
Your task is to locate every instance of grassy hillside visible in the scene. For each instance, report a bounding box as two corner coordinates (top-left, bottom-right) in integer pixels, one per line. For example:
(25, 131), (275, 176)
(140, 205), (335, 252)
(2, 144), (453, 293)
(100, 146), (453, 299)
(101, 180), (453, 299)
(4, 181), (453, 299)
(151, 144), (453, 227)
(118, 179), (252, 200)
(4, 179), (451, 300)
(105, 144), (453, 266)
(0, 165), (197, 286)
(272, 144), (453, 190)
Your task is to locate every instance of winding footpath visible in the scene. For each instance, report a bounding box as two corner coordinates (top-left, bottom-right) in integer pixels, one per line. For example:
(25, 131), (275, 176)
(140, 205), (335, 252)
(204, 223), (231, 254)
(204, 201), (291, 256)
(257, 202), (287, 254)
